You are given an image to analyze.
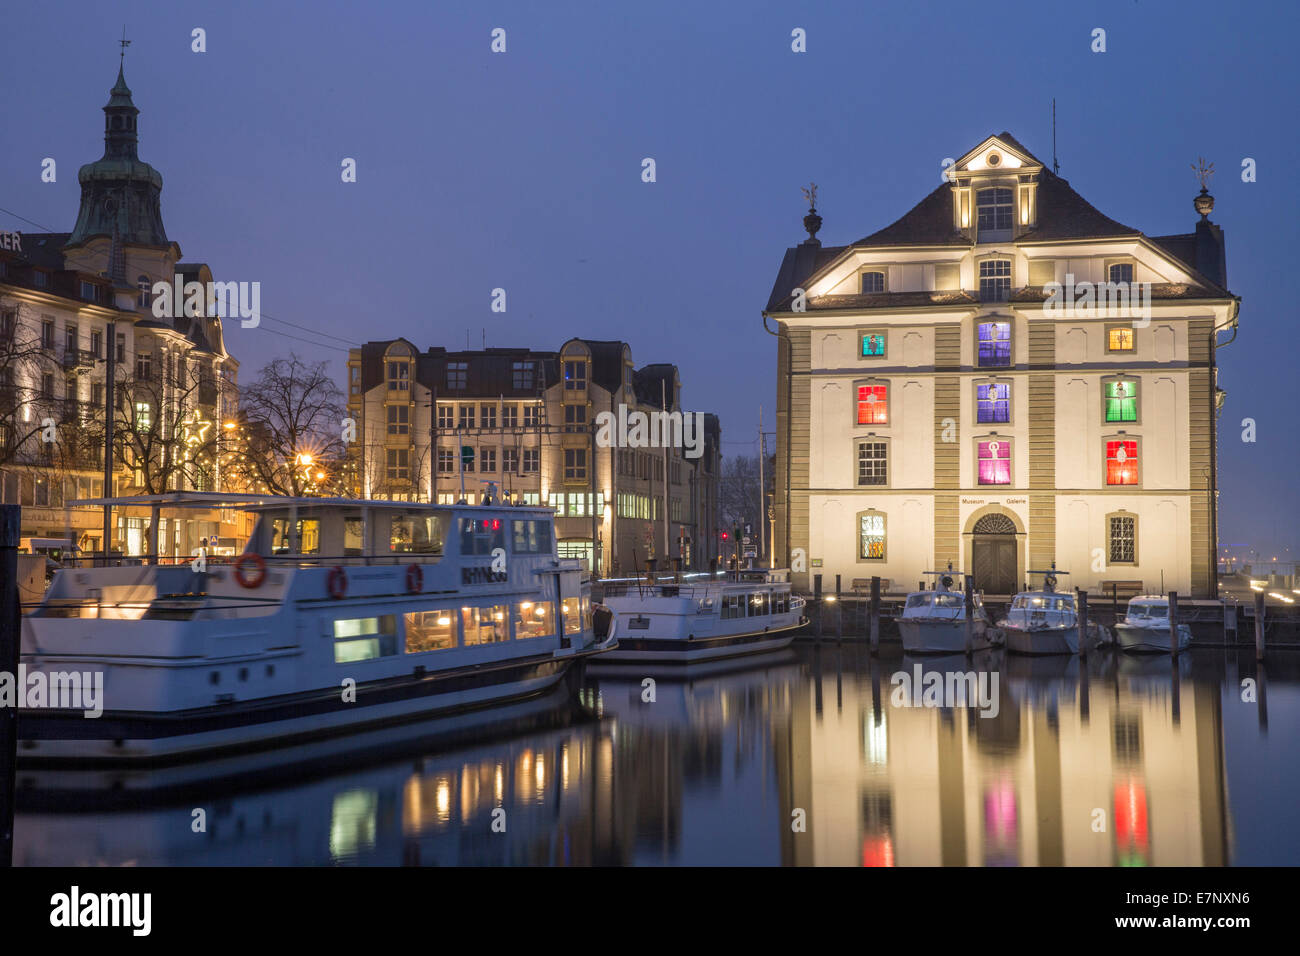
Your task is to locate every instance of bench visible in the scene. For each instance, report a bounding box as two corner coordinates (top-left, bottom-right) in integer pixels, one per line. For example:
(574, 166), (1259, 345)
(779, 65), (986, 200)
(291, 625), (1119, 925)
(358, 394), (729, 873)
(851, 578), (891, 593)
(1098, 580), (1144, 601)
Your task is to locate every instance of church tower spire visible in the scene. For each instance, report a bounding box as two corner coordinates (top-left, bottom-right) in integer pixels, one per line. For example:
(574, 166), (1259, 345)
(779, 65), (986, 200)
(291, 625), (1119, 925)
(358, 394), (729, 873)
(66, 37), (169, 251)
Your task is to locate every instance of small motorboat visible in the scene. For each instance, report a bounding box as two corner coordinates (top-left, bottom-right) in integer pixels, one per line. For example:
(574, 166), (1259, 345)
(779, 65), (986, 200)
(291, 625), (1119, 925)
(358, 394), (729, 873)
(999, 565), (1108, 656)
(1114, 596), (1192, 653)
(897, 565), (999, 653)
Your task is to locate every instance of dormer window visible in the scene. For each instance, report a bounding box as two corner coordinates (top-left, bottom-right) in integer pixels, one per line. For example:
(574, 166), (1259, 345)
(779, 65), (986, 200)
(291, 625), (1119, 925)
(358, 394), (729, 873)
(137, 275), (151, 308)
(860, 271), (885, 294)
(976, 187), (1013, 240)
(1108, 262), (1134, 284)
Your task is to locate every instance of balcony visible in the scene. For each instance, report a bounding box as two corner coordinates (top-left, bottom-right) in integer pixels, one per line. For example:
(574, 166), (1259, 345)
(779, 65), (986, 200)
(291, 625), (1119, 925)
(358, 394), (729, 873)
(62, 348), (96, 374)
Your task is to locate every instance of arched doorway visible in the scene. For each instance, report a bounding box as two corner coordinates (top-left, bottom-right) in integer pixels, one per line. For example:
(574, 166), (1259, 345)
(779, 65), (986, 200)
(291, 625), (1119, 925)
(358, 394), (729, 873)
(971, 513), (1018, 594)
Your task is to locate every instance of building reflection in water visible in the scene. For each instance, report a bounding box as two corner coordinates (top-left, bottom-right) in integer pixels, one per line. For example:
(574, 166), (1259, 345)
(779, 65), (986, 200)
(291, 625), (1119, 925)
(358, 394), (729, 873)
(786, 648), (1228, 866)
(9, 646), (1254, 866)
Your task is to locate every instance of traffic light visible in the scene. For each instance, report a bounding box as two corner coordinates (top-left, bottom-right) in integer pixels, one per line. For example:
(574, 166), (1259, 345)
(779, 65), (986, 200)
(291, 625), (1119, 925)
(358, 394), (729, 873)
(720, 531), (728, 541)
(461, 446), (474, 468)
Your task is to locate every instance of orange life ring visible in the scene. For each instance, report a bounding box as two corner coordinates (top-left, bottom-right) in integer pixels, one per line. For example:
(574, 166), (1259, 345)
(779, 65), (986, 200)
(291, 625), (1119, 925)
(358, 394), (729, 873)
(327, 565), (348, 600)
(233, 553), (267, 589)
(406, 564), (424, 594)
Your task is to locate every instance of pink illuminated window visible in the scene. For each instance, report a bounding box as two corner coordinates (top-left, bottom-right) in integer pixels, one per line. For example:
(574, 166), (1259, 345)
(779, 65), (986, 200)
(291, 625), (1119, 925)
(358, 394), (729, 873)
(1106, 440), (1138, 485)
(857, 384), (887, 424)
(977, 439), (1010, 485)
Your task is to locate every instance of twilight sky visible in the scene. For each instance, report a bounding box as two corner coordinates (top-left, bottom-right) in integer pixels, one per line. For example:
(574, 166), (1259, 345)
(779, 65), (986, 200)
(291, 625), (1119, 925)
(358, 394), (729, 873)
(2, 0), (1296, 559)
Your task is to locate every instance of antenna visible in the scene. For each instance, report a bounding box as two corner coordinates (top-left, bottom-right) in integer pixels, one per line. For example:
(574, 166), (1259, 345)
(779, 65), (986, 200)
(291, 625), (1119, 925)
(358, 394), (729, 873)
(1052, 99), (1060, 175)
(482, 328), (486, 349)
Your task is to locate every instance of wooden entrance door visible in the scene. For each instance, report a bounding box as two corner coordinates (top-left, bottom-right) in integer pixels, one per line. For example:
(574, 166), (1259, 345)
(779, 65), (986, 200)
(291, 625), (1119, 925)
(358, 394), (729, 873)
(971, 514), (1018, 594)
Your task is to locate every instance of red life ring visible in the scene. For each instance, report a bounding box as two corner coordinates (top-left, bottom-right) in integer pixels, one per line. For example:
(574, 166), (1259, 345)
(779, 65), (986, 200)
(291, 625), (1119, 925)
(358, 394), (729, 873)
(406, 564), (424, 594)
(233, 553), (267, 589)
(327, 566), (348, 600)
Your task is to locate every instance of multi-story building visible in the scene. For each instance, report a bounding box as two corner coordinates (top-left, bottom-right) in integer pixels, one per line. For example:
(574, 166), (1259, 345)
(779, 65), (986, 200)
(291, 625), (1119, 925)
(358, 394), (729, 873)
(346, 337), (721, 574)
(766, 133), (1238, 597)
(0, 61), (239, 555)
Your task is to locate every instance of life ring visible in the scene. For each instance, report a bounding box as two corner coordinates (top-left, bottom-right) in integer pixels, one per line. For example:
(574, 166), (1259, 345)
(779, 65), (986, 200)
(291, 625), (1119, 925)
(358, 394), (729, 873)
(406, 563), (424, 594)
(233, 552), (267, 589)
(327, 566), (348, 600)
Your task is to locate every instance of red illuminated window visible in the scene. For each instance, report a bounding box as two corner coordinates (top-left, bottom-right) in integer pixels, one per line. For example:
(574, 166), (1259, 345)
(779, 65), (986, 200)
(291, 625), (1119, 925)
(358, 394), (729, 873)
(1106, 440), (1139, 485)
(857, 384), (888, 424)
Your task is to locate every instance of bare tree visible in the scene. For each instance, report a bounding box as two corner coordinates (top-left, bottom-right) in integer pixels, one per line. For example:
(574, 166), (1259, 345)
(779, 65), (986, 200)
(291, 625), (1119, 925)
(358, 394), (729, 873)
(718, 453), (774, 533)
(234, 354), (347, 497)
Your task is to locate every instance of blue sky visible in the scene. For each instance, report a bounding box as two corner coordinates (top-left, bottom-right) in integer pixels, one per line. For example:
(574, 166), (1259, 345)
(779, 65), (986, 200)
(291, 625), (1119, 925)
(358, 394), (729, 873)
(3, 0), (1296, 556)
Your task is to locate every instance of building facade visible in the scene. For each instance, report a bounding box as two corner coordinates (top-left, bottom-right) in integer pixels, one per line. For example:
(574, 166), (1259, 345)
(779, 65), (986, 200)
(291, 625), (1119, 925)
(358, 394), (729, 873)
(766, 133), (1238, 598)
(346, 338), (722, 575)
(0, 63), (239, 555)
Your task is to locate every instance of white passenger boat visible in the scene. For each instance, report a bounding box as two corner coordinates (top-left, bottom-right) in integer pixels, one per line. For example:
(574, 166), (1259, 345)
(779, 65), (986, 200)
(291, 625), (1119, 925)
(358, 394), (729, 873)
(594, 568), (805, 663)
(897, 566), (998, 654)
(1113, 596), (1192, 653)
(999, 567), (1108, 656)
(18, 492), (616, 763)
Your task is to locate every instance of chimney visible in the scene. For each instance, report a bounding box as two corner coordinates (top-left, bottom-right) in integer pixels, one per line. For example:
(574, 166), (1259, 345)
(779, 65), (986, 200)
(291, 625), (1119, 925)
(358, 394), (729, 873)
(1193, 187), (1227, 289)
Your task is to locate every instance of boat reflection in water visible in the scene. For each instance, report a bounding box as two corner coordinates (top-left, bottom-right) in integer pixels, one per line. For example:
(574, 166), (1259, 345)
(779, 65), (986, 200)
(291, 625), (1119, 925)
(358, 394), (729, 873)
(13, 645), (1293, 866)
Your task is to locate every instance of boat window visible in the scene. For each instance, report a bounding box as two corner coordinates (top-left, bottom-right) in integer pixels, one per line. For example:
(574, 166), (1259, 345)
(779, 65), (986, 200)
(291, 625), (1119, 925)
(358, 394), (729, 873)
(561, 598), (584, 635)
(906, 594), (930, 609)
(462, 605), (508, 645)
(344, 517), (364, 556)
(773, 592), (788, 615)
(404, 609), (457, 652)
(514, 600), (555, 638)
(720, 594), (746, 619)
(333, 615), (397, 663)
(298, 519), (321, 555)
(392, 515), (444, 554)
(270, 518), (292, 554)
(459, 517), (505, 555)
(748, 592), (770, 616)
(934, 594), (964, 608)
(511, 519), (553, 554)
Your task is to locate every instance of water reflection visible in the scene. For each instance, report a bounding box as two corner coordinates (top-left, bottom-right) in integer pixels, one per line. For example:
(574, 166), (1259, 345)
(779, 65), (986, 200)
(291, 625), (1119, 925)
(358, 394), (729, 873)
(12, 646), (1300, 865)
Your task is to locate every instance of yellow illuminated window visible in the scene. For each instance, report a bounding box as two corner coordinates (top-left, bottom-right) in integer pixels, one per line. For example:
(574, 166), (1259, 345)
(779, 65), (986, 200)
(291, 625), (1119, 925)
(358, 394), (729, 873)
(1108, 327), (1134, 351)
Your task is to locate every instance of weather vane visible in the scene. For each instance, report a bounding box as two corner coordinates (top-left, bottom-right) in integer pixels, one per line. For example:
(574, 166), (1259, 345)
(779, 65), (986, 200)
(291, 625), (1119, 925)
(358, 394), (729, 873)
(1191, 157), (1215, 191)
(801, 182), (818, 211)
(120, 26), (131, 64)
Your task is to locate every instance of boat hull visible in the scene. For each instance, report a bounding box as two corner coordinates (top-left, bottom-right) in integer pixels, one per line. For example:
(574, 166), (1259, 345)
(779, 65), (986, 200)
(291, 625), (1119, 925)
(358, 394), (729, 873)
(898, 618), (996, 654)
(1003, 622), (1109, 655)
(595, 621), (800, 664)
(1115, 622), (1192, 653)
(17, 640), (615, 764)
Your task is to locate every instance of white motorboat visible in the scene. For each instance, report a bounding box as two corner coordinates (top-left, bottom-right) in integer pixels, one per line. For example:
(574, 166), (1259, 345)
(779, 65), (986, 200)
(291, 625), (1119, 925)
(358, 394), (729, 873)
(1113, 596), (1192, 653)
(17, 492), (616, 762)
(999, 566), (1108, 656)
(897, 566), (998, 653)
(594, 568), (805, 664)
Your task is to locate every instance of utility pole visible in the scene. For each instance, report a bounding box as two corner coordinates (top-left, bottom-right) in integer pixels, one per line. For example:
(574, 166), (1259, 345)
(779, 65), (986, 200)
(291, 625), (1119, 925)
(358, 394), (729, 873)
(661, 380), (669, 562)
(101, 321), (116, 563)
(758, 407), (766, 567)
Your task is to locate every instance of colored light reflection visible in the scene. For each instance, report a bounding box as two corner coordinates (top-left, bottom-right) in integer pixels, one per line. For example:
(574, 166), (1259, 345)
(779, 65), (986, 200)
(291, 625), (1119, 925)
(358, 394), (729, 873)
(1114, 777), (1149, 867)
(861, 836), (895, 867)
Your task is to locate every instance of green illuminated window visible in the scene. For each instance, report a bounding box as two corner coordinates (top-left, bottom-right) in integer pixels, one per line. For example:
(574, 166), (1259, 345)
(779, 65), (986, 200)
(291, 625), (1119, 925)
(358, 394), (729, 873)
(1105, 380), (1138, 422)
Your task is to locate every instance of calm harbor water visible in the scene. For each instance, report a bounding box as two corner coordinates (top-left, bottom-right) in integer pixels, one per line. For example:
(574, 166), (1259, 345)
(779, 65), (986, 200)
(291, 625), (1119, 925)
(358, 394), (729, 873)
(12, 644), (1300, 866)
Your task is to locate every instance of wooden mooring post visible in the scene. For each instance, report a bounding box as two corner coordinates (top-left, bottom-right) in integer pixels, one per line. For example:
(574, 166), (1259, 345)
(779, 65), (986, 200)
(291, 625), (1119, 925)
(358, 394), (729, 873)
(1254, 591), (1266, 661)
(813, 573), (823, 638)
(1168, 591), (1179, 659)
(1077, 588), (1089, 659)
(835, 574), (843, 642)
(963, 574), (974, 655)
(869, 576), (881, 653)
(1, 505), (21, 868)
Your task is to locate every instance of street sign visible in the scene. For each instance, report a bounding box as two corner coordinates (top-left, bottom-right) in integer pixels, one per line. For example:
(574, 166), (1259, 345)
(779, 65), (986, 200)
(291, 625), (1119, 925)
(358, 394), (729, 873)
(743, 549), (757, 558)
